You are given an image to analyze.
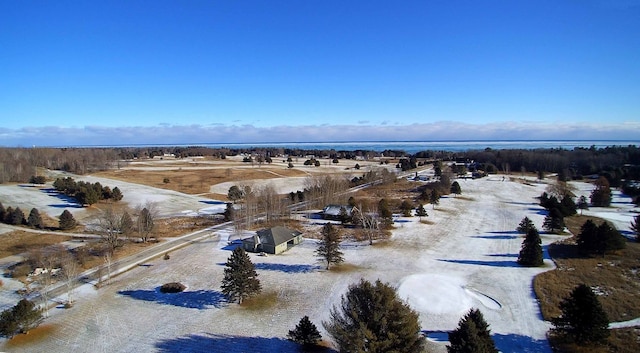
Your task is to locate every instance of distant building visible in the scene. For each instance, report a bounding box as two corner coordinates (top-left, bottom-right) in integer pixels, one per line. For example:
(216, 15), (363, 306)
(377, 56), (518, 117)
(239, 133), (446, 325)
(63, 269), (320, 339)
(322, 204), (354, 221)
(242, 226), (303, 255)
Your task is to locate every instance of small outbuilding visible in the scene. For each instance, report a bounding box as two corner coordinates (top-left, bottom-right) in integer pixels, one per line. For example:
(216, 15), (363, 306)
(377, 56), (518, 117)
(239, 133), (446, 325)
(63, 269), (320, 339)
(242, 226), (303, 255)
(322, 204), (354, 221)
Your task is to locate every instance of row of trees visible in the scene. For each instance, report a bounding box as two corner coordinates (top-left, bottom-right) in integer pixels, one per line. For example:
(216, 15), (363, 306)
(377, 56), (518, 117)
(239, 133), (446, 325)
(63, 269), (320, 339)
(53, 177), (123, 206)
(0, 202), (77, 231)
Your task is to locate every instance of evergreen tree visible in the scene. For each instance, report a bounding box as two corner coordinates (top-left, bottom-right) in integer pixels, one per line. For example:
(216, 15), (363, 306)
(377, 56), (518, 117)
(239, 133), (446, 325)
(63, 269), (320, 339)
(576, 220), (599, 254)
(9, 207), (26, 225)
(518, 228), (544, 267)
(597, 222), (626, 256)
(4, 206), (13, 224)
(0, 202), (5, 223)
(227, 185), (244, 203)
(27, 208), (44, 229)
(542, 208), (565, 234)
(221, 247), (261, 304)
(552, 284), (610, 345)
(516, 216), (536, 234)
(288, 315), (322, 348)
(111, 186), (123, 201)
(447, 308), (498, 353)
(316, 223), (344, 270)
(631, 215), (640, 241)
(120, 211), (134, 239)
(577, 195), (589, 215)
(378, 199), (393, 226)
(559, 196), (577, 217)
(0, 299), (43, 338)
(450, 181), (462, 196)
(324, 279), (425, 353)
(430, 189), (440, 208)
(399, 200), (414, 217)
(590, 176), (612, 207)
(59, 209), (77, 230)
(415, 204), (428, 220)
(223, 202), (235, 222)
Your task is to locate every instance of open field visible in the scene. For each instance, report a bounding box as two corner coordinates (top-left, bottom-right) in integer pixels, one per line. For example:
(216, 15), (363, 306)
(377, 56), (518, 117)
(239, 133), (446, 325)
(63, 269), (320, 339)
(0, 157), (638, 352)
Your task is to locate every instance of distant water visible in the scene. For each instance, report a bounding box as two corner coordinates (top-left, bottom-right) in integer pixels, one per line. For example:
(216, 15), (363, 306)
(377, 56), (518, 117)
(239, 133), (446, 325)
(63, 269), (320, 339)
(200, 140), (639, 154)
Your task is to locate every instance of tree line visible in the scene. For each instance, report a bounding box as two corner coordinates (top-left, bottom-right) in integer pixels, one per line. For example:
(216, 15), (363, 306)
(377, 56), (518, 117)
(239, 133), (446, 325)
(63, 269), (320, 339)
(53, 177), (123, 206)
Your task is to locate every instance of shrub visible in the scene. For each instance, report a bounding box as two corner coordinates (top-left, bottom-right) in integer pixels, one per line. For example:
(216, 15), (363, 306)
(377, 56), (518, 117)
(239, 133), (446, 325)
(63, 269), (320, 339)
(159, 282), (186, 293)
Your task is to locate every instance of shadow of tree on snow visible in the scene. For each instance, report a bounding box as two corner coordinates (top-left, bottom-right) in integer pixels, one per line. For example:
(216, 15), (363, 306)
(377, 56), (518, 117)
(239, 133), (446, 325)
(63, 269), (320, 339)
(254, 263), (321, 273)
(437, 259), (520, 268)
(155, 333), (337, 353)
(471, 234), (519, 240)
(118, 288), (226, 309)
(492, 333), (552, 353)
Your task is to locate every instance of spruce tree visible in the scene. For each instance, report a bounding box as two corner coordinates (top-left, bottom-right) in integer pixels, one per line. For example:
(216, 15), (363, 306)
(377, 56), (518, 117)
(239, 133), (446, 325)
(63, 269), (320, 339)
(430, 189), (440, 208)
(9, 207), (25, 225)
(316, 223), (344, 270)
(590, 176), (612, 207)
(559, 195), (577, 217)
(59, 209), (77, 230)
(516, 216), (536, 234)
(518, 228), (544, 267)
(288, 315), (322, 348)
(27, 208), (44, 229)
(577, 195), (589, 215)
(542, 208), (564, 234)
(111, 187), (123, 201)
(447, 308), (498, 353)
(0, 202), (5, 223)
(597, 222), (626, 256)
(576, 220), (599, 254)
(450, 181), (462, 196)
(324, 279), (425, 353)
(0, 299), (43, 338)
(415, 204), (428, 220)
(552, 284), (609, 344)
(221, 247), (261, 304)
(4, 206), (13, 224)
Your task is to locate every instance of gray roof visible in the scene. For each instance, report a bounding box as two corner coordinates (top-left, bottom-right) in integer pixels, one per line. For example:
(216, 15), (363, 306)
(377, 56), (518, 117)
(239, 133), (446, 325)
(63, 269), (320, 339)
(255, 226), (302, 246)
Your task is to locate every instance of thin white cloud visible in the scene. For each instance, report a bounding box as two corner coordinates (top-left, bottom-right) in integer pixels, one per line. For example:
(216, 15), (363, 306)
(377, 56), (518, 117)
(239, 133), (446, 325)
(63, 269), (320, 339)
(1, 122), (639, 148)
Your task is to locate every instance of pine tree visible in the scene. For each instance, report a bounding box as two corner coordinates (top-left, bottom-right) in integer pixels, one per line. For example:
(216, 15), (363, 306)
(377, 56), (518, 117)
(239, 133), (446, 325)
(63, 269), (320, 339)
(518, 228), (544, 267)
(0, 299), (43, 338)
(59, 210), (77, 230)
(516, 216), (536, 234)
(9, 207), (26, 225)
(552, 284), (610, 344)
(378, 199), (393, 226)
(576, 219), (599, 254)
(448, 308), (498, 353)
(542, 208), (564, 234)
(111, 186), (123, 201)
(221, 247), (261, 304)
(590, 176), (612, 207)
(27, 208), (44, 229)
(120, 211), (134, 239)
(597, 222), (626, 256)
(4, 206), (13, 224)
(316, 223), (344, 270)
(450, 181), (462, 196)
(0, 202), (5, 223)
(430, 189), (440, 209)
(415, 204), (428, 220)
(324, 279), (425, 353)
(577, 195), (589, 215)
(559, 196), (577, 217)
(288, 315), (322, 347)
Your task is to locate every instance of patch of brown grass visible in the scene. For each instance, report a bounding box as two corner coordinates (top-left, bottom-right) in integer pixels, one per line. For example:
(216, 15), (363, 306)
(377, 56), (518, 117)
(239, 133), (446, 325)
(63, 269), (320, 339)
(534, 214), (640, 352)
(240, 290), (279, 311)
(0, 230), (71, 258)
(94, 165), (308, 195)
(3, 324), (58, 348)
(329, 263), (361, 273)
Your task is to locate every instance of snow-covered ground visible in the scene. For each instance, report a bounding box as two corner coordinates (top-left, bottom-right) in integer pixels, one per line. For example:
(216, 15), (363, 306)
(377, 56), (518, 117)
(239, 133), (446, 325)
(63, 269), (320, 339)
(1, 175), (637, 352)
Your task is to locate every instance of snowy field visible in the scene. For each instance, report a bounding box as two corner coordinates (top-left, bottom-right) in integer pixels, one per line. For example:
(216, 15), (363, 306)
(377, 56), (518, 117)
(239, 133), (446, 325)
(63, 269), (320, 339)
(1, 175), (637, 352)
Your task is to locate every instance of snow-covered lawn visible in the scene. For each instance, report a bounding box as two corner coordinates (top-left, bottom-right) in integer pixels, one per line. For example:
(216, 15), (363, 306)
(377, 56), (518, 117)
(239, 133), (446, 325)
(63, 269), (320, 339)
(1, 175), (637, 352)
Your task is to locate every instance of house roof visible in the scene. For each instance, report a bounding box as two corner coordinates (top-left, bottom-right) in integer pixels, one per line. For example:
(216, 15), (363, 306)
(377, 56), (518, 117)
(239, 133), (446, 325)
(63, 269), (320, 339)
(255, 226), (302, 245)
(322, 204), (354, 216)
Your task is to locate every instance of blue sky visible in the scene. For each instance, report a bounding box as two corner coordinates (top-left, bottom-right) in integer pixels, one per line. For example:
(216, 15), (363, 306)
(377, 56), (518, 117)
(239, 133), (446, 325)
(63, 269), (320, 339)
(1, 0), (639, 147)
